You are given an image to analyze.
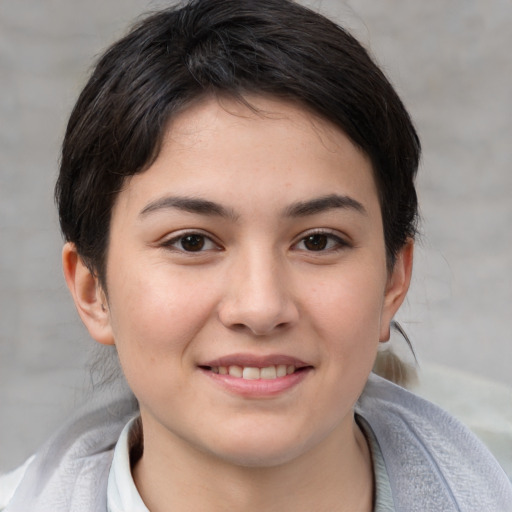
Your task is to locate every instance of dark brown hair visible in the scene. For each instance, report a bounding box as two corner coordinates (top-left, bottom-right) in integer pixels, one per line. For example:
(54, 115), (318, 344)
(56, 0), (420, 285)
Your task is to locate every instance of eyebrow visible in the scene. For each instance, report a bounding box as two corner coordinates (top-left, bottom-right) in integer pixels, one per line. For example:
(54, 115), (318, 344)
(283, 194), (367, 217)
(139, 193), (366, 221)
(139, 196), (239, 221)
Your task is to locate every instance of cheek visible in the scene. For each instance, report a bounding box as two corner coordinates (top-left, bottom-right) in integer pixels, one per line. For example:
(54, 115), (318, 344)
(307, 264), (386, 357)
(106, 265), (217, 372)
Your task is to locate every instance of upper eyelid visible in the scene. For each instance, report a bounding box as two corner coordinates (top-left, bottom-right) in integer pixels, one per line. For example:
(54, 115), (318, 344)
(160, 230), (222, 249)
(157, 228), (349, 248)
(294, 228), (349, 242)
(291, 230), (352, 252)
(160, 229), (216, 242)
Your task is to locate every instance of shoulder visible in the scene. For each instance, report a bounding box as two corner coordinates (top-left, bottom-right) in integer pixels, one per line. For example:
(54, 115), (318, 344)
(3, 386), (138, 511)
(356, 373), (512, 512)
(0, 457), (34, 511)
(413, 362), (512, 479)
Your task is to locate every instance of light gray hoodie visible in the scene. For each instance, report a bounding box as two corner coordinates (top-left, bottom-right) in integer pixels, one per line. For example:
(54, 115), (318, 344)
(2, 374), (511, 511)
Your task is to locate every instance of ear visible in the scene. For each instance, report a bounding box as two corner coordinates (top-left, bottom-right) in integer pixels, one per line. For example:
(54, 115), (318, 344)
(379, 240), (414, 342)
(62, 242), (115, 345)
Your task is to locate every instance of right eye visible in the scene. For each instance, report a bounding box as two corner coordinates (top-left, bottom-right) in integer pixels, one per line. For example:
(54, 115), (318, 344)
(162, 232), (219, 253)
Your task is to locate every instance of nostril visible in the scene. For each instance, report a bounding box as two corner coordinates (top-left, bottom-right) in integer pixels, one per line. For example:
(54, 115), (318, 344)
(217, 293), (299, 335)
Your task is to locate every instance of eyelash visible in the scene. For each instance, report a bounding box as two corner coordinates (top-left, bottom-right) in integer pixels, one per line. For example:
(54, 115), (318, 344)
(292, 230), (350, 253)
(160, 229), (350, 254)
(160, 231), (221, 253)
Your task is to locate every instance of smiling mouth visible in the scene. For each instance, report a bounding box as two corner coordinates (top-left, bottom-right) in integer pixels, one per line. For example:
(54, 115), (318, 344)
(200, 364), (308, 380)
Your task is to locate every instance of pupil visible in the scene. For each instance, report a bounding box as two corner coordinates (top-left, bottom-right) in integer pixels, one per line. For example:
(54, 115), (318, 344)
(181, 235), (205, 251)
(305, 234), (327, 251)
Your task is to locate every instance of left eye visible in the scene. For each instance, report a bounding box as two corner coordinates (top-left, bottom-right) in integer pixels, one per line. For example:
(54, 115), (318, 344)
(164, 233), (218, 252)
(295, 233), (346, 252)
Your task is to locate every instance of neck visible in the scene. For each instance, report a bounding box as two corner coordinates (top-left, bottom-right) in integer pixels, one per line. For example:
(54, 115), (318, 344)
(132, 414), (373, 512)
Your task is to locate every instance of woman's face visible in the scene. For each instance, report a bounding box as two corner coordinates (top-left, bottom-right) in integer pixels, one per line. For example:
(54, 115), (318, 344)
(79, 96), (411, 467)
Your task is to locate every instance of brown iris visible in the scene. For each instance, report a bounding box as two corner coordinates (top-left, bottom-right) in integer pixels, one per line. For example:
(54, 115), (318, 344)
(303, 234), (329, 251)
(181, 234), (205, 251)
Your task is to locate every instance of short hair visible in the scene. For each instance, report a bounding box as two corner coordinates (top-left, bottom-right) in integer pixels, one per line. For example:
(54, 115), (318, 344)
(56, 0), (420, 284)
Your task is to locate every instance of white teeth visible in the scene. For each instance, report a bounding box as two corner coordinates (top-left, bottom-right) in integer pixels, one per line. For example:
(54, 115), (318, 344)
(260, 366), (277, 380)
(276, 365), (287, 377)
(211, 364), (297, 380)
(242, 367), (260, 380)
(228, 365), (243, 378)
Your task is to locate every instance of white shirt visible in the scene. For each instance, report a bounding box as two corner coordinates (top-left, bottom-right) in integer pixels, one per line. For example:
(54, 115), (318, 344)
(107, 417), (149, 512)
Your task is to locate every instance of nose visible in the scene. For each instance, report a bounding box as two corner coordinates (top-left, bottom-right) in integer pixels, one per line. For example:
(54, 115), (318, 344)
(218, 250), (299, 336)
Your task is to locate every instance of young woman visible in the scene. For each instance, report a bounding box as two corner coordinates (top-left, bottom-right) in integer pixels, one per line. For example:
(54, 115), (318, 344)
(2, 1), (511, 510)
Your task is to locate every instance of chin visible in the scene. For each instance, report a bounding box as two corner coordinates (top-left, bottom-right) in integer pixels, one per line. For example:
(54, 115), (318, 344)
(214, 444), (306, 469)
(201, 426), (317, 469)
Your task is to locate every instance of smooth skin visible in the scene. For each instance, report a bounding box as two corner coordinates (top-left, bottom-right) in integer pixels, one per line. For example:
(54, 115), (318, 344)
(63, 95), (413, 512)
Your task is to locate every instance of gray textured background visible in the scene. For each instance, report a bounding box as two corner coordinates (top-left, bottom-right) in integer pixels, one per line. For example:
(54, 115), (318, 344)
(1, 0), (511, 472)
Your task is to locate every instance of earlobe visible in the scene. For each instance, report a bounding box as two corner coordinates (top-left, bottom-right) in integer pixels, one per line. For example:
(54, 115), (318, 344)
(62, 242), (115, 345)
(379, 240), (414, 342)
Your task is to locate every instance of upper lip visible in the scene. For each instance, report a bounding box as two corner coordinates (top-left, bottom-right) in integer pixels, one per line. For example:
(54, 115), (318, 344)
(200, 353), (310, 368)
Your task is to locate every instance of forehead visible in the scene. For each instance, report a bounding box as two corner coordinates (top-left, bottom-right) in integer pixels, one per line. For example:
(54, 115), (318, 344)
(163, 95), (367, 164)
(115, 95), (380, 220)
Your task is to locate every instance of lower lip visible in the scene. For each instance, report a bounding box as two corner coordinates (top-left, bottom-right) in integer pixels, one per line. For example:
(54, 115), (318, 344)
(200, 368), (312, 398)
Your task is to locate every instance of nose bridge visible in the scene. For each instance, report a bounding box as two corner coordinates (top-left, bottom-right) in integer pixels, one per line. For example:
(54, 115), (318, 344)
(218, 244), (298, 335)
